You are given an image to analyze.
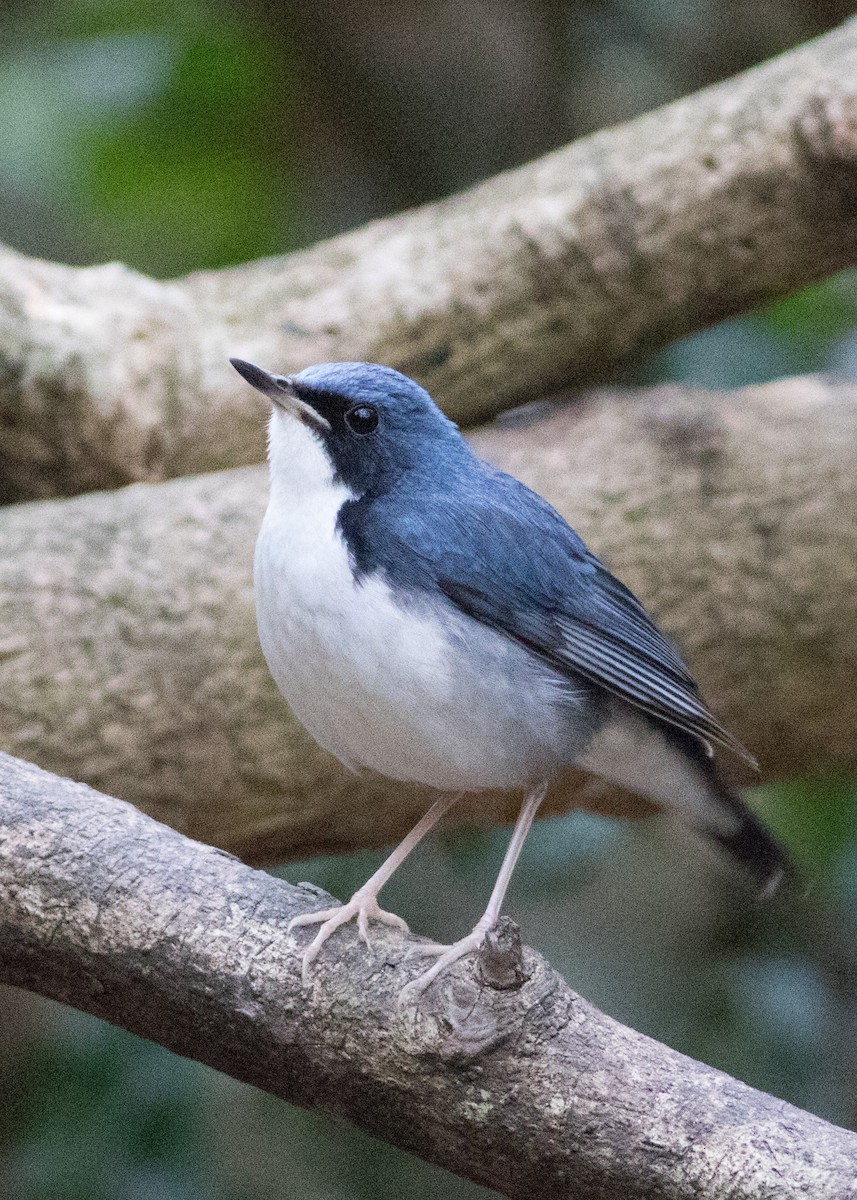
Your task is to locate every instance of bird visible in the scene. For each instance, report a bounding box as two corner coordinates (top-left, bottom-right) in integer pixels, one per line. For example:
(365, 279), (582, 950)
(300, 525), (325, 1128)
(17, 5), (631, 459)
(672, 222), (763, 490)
(231, 357), (791, 1001)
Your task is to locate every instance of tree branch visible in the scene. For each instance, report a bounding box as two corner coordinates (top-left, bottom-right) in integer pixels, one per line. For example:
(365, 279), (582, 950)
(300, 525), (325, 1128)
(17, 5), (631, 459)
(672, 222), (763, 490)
(0, 377), (854, 864)
(1, 751), (855, 1199)
(2, 19), (857, 499)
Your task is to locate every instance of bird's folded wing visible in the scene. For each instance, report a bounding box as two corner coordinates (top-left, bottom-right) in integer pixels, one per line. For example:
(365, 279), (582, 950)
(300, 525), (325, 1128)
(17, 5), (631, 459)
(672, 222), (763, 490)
(423, 480), (756, 767)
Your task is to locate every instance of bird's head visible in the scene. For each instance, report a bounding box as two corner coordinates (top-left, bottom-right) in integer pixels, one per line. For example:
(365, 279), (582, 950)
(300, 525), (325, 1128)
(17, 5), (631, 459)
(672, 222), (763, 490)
(231, 359), (465, 497)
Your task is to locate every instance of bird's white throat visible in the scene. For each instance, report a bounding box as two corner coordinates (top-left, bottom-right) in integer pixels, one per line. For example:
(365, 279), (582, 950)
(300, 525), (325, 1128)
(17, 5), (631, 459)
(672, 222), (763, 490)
(266, 407), (340, 504)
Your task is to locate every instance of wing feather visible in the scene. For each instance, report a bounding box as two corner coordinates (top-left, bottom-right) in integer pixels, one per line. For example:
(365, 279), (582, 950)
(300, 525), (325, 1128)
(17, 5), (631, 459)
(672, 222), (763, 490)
(364, 460), (756, 768)
(425, 475), (756, 767)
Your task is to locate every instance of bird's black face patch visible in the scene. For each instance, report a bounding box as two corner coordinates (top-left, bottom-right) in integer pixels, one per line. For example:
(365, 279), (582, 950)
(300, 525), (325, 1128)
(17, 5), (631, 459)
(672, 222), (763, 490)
(288, 370), (465, 498)
(289, 383), (352, 430)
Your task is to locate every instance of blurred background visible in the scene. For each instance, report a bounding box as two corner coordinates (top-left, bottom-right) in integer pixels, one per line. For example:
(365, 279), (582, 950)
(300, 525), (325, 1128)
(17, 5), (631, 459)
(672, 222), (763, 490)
(2, 1), (857, 1197)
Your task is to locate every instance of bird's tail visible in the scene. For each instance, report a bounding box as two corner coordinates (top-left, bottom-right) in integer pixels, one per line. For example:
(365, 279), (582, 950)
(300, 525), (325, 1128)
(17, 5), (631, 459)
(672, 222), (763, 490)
(707, 786), (793, 893)
(676, 731), (795, 893)
(577, 712), (794, 892)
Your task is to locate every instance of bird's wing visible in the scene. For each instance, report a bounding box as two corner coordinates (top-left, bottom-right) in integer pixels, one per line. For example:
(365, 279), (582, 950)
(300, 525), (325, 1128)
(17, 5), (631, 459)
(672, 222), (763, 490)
(391, 468), (756, 767)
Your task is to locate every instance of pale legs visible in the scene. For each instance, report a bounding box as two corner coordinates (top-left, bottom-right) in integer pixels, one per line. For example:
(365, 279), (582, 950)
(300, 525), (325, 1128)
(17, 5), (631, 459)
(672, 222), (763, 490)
(288, 791), (463, 985)
(399, 780), (549, 1003)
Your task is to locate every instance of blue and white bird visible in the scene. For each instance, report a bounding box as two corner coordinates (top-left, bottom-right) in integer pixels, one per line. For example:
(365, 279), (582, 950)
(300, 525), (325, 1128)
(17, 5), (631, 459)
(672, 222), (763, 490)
(231, 358), (790, 999)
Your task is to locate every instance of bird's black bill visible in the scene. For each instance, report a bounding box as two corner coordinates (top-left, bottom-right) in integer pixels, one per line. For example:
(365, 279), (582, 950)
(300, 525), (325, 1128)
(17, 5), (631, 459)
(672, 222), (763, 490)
(229, 357), (284, 397)
(229, 358), (331, 431)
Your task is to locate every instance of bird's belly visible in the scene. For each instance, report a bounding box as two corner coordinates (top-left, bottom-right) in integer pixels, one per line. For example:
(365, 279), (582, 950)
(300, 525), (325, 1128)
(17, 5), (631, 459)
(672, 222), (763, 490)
(255, 506), (579, 791)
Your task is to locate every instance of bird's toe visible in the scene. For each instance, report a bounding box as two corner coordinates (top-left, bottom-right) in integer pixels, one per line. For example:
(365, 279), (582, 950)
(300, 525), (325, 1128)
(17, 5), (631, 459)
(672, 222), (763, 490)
(398, 929), (486, 1002)
(287, 905), (344, 937)
(289, 891), (409, 984)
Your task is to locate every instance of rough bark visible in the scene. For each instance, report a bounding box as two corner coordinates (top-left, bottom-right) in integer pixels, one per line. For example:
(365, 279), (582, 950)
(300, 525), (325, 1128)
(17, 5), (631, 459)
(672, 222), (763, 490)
(1, 377), (854, 865)
(3, 19), (857, 500)
(1, 751), (855, 1200)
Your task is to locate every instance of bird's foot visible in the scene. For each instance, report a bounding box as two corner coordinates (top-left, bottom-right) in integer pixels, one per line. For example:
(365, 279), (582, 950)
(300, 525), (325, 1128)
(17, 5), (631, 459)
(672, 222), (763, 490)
(288, 886), (409, 986)
(398, 922), (492, 1004)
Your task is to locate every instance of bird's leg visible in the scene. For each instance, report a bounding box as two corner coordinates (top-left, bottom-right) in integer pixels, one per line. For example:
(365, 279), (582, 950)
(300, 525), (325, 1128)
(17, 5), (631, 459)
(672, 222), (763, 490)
(288, 792), (462, 985)
(399, 780), (548, 1003)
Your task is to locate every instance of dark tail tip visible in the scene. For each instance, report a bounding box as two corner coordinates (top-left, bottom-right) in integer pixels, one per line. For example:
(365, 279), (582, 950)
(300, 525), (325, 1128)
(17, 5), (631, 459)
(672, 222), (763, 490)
(670, 727), (796, 896)
(712, 802), (796, 896)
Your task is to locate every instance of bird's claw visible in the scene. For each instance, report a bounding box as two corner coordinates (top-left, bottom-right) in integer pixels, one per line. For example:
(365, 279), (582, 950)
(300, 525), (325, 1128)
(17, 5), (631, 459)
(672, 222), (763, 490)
(288, 890), (409, 986)
(398, 928), (487, 1005)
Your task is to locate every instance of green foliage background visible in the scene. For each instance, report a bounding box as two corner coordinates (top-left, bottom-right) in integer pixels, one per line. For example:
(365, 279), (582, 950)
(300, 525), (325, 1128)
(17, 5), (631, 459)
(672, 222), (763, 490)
(1, 2), (856, 1197)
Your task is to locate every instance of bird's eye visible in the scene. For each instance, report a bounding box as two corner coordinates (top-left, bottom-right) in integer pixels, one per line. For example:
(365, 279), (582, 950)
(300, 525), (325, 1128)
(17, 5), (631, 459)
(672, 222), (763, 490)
(344, 404), (379, 435)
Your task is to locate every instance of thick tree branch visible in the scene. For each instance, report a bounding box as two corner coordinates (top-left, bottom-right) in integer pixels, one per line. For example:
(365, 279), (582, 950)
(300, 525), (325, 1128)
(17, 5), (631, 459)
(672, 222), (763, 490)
(2, 20), (857, 499)
(1, 751), (855, 1199)
(0, 377), (854, 864)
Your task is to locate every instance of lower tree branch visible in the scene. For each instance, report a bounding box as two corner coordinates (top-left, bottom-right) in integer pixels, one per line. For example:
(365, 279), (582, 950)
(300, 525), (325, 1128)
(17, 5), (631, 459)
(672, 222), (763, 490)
(1, 751), (855, 1199)
(0, 378), (854, 864)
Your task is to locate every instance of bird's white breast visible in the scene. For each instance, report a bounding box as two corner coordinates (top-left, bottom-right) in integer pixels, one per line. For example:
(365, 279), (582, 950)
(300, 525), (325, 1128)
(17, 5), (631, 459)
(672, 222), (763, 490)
(254, 413), (581, 790)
